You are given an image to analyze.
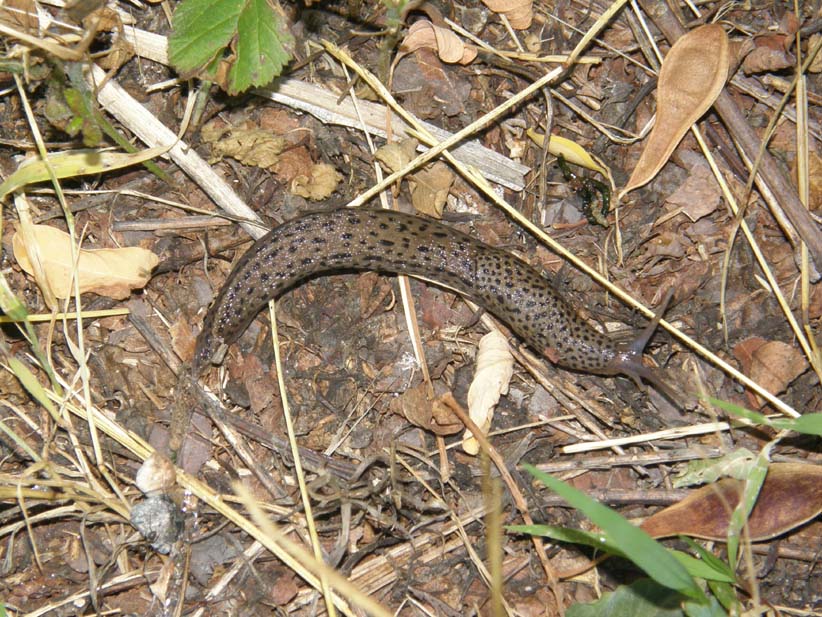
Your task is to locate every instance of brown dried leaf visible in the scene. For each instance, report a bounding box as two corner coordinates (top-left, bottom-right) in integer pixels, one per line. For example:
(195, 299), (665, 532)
(390, 383), (463, 436)
(409, 162), (454, 218)
(400, 20), (477, 65)
(622, 24), (730, 196)
(732, 337), (806, 396)
(803, 151), (822, 211)
(809, 34), (822, 73)
(0, 0), (37, 30)
(741, 46), (793, 75)
(290, 163), (342, 200)
(272, 146), (313, 183)
(203, 122), (286, 169)
(665, 160), (722, 222)
(641, 463), (822, 541)
(13, 225), (158, 300)
(375, 138), (419, 173)
(481, 0), (533, 29)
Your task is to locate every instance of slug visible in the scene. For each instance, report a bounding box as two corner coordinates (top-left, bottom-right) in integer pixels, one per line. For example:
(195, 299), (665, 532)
(193, 208), (665, 388)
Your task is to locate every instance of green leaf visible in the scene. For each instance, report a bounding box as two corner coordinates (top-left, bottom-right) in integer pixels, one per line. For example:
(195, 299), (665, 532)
(508, 524), (628, 558)
(774, 412), (822, 436)
(566, 579), (687, 617)
(168, 0), (244, 73)
(522, 464), (705, 601)
(669, 551), (734, 584)
(229, 0), (293, 94)
(707, 396), (822, 437)
(682, 594), (728, 617)
(169, 0), (294, 95)
(706, 580), (740, 613)
(727, 449), (769, 567)
(8, 358), (56, 416)
(680, 538), (735, 583)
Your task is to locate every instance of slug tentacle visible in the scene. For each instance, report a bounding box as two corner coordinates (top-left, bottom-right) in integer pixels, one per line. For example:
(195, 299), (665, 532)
(193, 208), (672, 398)
(601, 288), (678, 398)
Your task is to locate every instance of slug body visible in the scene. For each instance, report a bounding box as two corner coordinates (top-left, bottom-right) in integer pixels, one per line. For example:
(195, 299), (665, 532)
(193, 208), (646, 380)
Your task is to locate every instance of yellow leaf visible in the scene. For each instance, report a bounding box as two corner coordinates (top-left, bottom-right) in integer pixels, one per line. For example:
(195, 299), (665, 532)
(0, 147), (169, 201)
(622, 24), (730, 196)
(13, 225), (159, 300)
(527, 129), (610, 177)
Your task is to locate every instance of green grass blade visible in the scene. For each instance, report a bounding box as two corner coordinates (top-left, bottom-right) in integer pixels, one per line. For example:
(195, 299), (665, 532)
(523, 464), (705, 601)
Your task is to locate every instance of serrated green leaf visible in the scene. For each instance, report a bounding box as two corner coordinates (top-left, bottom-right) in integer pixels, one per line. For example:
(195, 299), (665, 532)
(566, 579), (686, 617)
(169, 0), (244, 73)
(229, 0), (293, 94)
(169, 0), (293, 95)
(523, 464), (705, 601)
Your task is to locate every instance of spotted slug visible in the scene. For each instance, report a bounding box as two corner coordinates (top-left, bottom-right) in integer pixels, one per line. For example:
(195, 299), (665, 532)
(193, 208), (662, 386)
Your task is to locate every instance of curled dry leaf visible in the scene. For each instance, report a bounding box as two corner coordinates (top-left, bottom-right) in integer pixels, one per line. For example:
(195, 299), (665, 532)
(400, 20), (477, 65)
(622, 24), (730, 196)
(202, 121), (286, 168)
(462, 330), (514, 455)
(375, 138), (419, 173)
(641, 463), (822, 542)
(13, 224), (158, 301)
(389, 382), (463, 436)
(409, 162), (454, 218)
(290, 163), (342, 200)
(481, 0), (533, 30)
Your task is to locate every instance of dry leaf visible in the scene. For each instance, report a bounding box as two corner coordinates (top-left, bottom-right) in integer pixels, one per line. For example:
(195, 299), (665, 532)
(290, 163), (342, 200)
(741, 44), (793, 75)
(803, 151), (822, 211)
(622, 24), (730, 196)
(732, 337), (806, 398)
(481, 0), (533, 30)
(641, 463), (822, 541)
(400, 20), (477, 65)
(390, 383), (463, 436)
(462, 330), (513, 455)
(0, 0), (38, 30)
(272, 146), (313, 183)
(665, 158), (722, 222)
(375, 138), (419, 173)
(809, 34), (822, 73)
(203, 122), (286, 168)
(13, 225), (158, 300)
(409, 162), (454, 218)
